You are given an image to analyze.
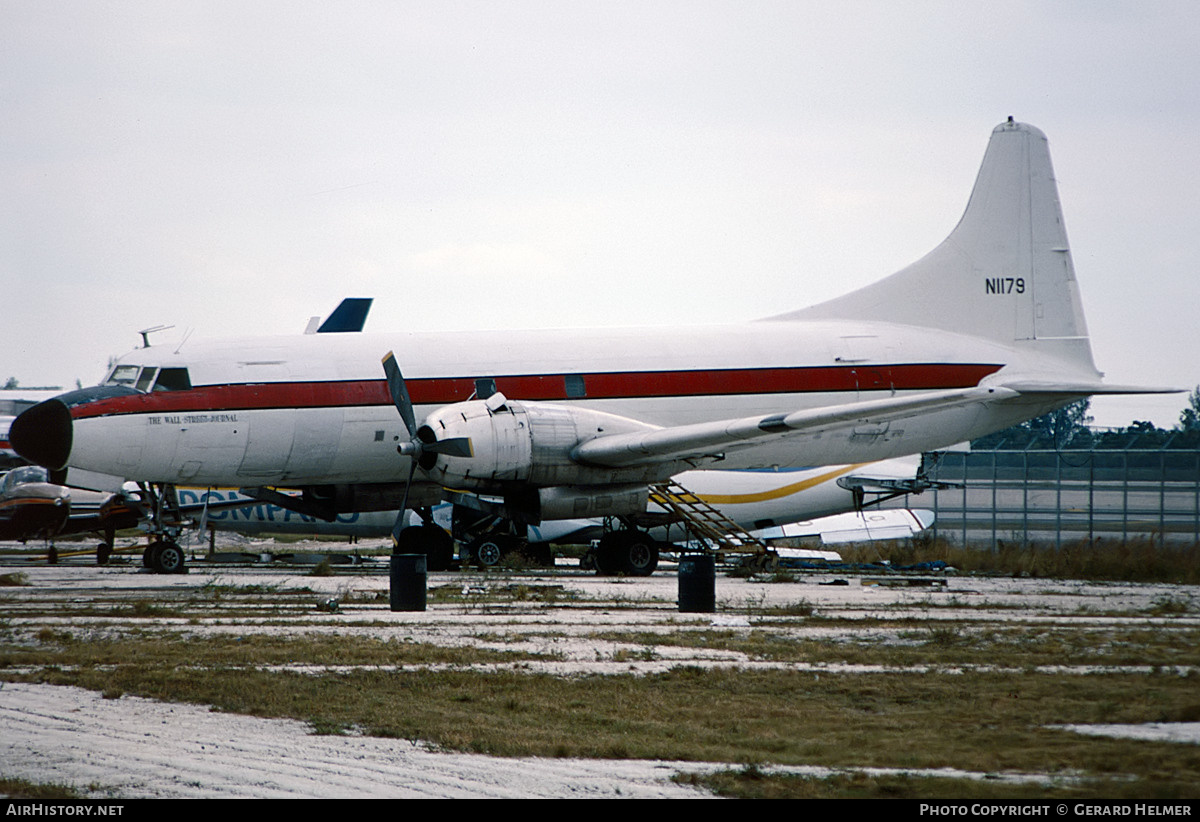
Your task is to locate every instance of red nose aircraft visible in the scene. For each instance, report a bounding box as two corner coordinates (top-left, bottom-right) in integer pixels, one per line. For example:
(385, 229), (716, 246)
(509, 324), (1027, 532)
(10, 120), (1170, 574)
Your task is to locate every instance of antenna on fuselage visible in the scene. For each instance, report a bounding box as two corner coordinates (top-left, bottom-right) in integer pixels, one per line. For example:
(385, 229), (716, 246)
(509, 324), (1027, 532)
(174, 328), (194, 354)
(138, 325), (175, 348)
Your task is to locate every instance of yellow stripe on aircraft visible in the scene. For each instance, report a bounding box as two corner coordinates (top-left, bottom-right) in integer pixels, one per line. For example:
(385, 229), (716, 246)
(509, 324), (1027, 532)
(695, 463), (870, 506)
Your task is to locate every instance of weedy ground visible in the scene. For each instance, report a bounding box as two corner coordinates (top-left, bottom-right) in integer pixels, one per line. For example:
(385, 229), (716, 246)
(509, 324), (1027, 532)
(840, 535), (1200, 584)
(1, 544), (1199, 799)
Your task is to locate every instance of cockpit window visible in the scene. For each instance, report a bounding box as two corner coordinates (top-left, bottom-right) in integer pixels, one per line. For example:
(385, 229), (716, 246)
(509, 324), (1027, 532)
(154, 368), (191, 391)
(136, 368), (158, 392)
(1, 465), (49, 494)
(106, 365), (141, 386)
(104, 365), (191, 392)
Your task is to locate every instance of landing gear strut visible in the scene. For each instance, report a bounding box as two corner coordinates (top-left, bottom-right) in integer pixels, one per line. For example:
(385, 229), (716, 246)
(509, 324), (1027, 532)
(452, 505), (552, 569)
(134, 483), (188, 574)
(96, 526), (115, 566)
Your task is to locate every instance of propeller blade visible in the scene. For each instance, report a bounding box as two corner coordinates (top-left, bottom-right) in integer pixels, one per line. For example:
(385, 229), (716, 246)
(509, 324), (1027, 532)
(424, 437), (473, 459)
(391, 459), (418, 549)
(381, 350), (470, 551)
(381, 350), (416, 436)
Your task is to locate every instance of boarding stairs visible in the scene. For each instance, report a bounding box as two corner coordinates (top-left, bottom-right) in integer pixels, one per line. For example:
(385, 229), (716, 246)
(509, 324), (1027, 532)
(648, 481), (779, 571)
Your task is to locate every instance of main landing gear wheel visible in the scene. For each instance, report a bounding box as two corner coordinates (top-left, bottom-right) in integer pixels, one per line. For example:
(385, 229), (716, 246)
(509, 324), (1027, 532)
(146, 540), (187, 574)
(469, 534), (519, 569)
(394, 524), (454, 572)
(595, 530), (659, 577)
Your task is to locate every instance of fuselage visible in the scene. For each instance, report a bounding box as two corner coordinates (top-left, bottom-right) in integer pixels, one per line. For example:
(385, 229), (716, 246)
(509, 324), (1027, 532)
(24, 316), (1080, 490)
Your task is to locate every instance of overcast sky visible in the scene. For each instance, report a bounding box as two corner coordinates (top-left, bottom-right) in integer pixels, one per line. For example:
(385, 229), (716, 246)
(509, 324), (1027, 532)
(3, 1), (1198, 428)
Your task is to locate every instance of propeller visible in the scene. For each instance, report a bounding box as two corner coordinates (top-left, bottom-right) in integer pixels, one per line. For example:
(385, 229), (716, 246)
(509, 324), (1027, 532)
(381, 351), (473, 546)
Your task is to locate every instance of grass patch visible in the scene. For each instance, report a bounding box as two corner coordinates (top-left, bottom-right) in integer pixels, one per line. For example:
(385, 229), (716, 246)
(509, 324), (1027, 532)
(1147, 595), (1193, 616)
(841, 536), (1200, 584)
(0, 775), (87, 799)
(611, 646), (658, 663)
(762, 599), (815, 617)
(5, 552), (1199, 798)
(8, 661), (1200, 787)
(5, 628), (1199, 783)
(125, 600), (180, 618)
(4, 610), (1200, 796)
(585, 624), (1200, 668)
(674, 769), (1196, 800)
(428, 582), (581, 606)
(1, 631), (536, 671)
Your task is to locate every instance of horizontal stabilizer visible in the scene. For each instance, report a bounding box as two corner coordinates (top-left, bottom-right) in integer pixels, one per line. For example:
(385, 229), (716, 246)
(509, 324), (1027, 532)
(1004, 381), (1182, 396)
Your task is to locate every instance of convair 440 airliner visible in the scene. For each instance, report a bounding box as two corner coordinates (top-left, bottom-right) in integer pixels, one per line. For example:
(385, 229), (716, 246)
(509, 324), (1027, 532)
(11, 120), (1169, 574)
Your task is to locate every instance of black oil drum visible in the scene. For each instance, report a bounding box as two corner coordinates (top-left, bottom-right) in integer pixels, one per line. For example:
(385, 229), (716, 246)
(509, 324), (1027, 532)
(390, 553), (427, 612)
(678, 553), (716, 613)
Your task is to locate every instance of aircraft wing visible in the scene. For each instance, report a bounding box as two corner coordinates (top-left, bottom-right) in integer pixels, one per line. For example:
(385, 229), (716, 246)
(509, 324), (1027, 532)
(571, 385), (1019, 468)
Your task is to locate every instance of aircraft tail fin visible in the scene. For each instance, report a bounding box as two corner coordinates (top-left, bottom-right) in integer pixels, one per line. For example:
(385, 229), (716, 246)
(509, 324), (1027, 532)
(770, 119), (1099, 376)
(316, 298), (374, 334)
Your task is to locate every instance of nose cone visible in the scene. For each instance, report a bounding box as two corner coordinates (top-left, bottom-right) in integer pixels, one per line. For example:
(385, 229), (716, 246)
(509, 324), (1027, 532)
(10, 399), (73, 471)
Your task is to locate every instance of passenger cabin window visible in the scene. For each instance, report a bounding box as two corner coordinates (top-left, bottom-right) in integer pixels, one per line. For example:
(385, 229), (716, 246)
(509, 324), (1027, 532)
(474, 378), (497, 399)
(564, 374), (586, 399)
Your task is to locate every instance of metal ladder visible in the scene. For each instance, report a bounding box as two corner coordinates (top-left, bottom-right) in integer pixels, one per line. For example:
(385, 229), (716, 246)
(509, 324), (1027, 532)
(648, 481), (778, 569)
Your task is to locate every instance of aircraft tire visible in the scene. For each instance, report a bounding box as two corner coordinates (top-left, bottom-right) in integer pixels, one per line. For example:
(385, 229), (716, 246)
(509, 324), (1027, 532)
(148, 540), (187, 574)
(618, 532), (659, 577)
(96, 543), (111, 565)
(595, 530), (659, 577)
(470, 534), (515, 569)
(751, 551), (780, 573)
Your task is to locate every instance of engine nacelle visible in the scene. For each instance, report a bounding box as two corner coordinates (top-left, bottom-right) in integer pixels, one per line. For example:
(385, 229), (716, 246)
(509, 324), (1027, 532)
(514, 484), (650, 522)
(418, 396), (666, 492)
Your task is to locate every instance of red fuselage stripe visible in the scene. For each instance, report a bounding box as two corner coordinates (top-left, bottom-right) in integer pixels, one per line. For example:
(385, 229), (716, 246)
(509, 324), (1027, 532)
(67, 363), (1004, 420)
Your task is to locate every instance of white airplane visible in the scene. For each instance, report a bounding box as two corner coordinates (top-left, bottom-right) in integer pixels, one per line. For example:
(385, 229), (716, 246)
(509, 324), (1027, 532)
(10, 120), (1169, 575)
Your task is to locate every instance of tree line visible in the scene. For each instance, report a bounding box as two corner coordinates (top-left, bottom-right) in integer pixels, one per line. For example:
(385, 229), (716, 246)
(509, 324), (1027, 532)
(972, 386), (1200, 450)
